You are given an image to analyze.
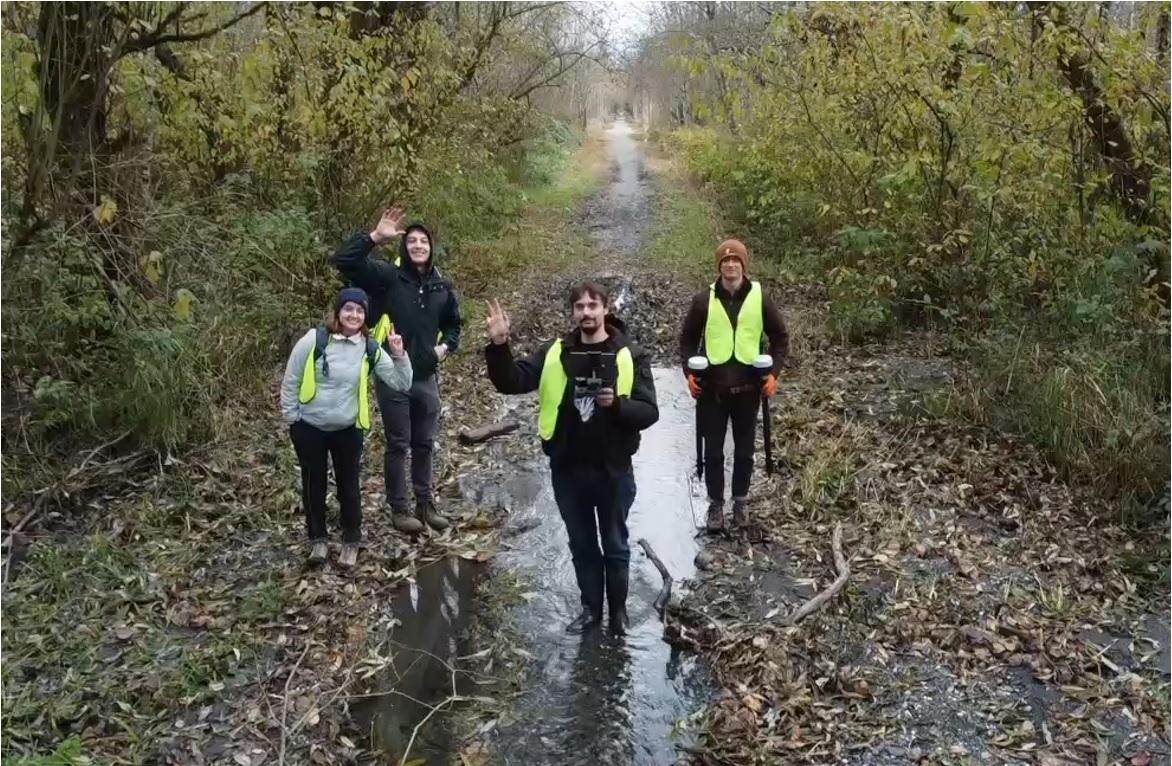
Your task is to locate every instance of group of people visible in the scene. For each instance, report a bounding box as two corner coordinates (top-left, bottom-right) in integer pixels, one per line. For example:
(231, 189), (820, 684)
(279, 209), (789, 636)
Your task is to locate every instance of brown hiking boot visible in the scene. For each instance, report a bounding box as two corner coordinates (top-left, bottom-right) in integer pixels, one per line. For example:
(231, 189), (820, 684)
(417, 500), (450, 531)
(732, 499), (749, 529)
(337, 543), (359, 568)
(308, 540), (328, 564)
(706, 500), (724, 533)
(391, 509), (424, 534)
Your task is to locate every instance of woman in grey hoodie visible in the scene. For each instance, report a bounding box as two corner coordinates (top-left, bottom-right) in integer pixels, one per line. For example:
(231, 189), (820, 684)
(280, 287), (413, 567)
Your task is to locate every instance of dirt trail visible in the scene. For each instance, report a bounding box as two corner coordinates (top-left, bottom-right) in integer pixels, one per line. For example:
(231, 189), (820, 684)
(417, 120), (1169, 766)
(670, 283), (1171, 765)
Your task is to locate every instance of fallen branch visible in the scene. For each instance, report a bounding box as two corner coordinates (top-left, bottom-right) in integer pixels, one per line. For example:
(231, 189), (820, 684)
(781, 522), (849, 626)
(457, 418), (520, 445)
(637, 538), (672, 619)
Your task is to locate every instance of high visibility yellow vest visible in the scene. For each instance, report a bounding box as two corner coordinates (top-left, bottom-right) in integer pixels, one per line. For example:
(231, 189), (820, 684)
(298, 328), (381, 430)
(370, 301), (444, 349)
(537, 340), (634, 441)
(704, 281), (764, 365)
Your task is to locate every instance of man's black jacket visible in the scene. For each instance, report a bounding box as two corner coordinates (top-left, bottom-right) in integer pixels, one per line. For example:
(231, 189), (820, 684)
(485, 317), (659, 476)
(333, 232), (462, 382)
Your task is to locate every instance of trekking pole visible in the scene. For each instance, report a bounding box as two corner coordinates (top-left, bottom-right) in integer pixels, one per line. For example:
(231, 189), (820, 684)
(687, 356), (709, 481)
(753, 355), (775, 476)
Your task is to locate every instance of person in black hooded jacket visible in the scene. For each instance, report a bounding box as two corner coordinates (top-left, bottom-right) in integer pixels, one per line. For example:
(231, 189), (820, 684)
(333, 208), (463, 534)
(484, 282), (659, 635)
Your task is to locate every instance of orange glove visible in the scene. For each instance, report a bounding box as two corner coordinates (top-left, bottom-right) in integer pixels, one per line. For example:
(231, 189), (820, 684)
(687, 374), (702, 399)
(762, 374), (777, 397)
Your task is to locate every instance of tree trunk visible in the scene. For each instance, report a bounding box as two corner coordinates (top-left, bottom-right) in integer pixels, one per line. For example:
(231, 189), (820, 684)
(37, 3), (114, 162)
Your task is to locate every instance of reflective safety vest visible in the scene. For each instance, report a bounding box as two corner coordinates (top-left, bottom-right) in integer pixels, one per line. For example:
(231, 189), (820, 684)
(704, 281), (764, 365)
(298, 326), (382, 430)
(537, 340), (634, 440)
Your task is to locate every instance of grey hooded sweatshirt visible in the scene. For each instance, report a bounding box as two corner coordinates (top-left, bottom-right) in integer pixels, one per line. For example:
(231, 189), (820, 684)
(280, 329), (413, 431)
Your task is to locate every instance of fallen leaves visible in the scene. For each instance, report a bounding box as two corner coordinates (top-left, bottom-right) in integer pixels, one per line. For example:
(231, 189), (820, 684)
(667, 288), (1170, 765)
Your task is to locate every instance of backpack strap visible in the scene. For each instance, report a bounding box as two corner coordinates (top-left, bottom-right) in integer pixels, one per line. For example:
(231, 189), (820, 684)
(364, 337), (381, 368)
(313, 324), (330, 377)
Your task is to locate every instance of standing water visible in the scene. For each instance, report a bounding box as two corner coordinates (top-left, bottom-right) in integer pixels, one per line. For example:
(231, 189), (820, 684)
(484, 370), (711, 765)
(480, 120), (712, 764)
(357, 121), (715, 764)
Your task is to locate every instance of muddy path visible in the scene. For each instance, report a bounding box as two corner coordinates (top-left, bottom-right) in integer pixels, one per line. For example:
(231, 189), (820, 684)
(456, 121), (714, 764)
(351, 121), (717, 765)
(355, 121), (1169, 766)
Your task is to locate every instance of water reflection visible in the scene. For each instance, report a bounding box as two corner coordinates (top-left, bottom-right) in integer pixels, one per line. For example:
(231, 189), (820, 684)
(354, 557), (479, 759)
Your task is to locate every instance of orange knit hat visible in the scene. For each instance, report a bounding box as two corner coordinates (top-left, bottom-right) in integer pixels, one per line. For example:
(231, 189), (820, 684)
(716, 239), (749, 272)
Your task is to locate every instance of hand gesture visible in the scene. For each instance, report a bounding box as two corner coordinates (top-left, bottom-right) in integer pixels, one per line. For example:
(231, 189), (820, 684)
(485, 299), (510, 345)
(387, 332), (405, 357)
(371, 207), (406, 244)
(596, 388), (615, 408)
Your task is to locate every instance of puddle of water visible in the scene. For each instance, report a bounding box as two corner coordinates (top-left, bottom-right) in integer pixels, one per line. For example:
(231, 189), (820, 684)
(351, 557), (482, 757)
(357, 120), (718, 764)
(485, 368), (713, 765)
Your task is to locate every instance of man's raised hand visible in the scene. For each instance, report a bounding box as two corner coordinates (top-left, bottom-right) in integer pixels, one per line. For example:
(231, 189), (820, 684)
(485, 299), (510, 345)
(371, 207), (406, 244)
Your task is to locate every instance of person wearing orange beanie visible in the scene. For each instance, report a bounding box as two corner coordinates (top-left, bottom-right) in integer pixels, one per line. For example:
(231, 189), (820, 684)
(678, 239), (790, 532)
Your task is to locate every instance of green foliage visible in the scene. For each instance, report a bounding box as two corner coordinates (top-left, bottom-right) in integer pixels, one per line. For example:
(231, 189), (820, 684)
(0, 4), (592, 485)
(658, 2), (1170, 502)
(2, 737), (84, 766)
(645, 141), (724, 281)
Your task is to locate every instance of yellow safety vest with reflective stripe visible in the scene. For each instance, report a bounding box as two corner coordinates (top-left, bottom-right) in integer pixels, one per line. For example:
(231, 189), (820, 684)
(704, 281), (764, 365)
(297, 337), (381, 430)
(537, 340), (634, 441)
(370, 300), (445, 349)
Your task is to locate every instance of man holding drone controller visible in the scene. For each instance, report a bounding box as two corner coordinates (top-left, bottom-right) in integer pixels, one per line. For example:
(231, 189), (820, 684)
(484, 282), (659, 636)
(678, 239), (790, 533)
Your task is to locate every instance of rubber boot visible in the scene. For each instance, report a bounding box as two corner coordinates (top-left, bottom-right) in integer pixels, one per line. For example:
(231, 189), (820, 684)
(566, 561), (604, 633)
(606, 564), (630, 636)
(417, 500), (450, 531)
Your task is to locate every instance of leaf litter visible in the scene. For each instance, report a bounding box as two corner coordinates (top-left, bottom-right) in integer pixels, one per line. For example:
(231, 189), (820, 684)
(5, 207), (1169, 766)
(667, 282), (1171, 766)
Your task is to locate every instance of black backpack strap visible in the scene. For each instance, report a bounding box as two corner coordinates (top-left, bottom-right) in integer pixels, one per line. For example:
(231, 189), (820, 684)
(313, 324), (330, 377)
(364, 337), (381, 368)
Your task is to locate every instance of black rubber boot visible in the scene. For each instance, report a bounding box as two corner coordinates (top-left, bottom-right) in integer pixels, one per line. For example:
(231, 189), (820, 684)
(565, 607), (603, 634)
(606, 564), (630, 636)
(567, 560), (604, 633)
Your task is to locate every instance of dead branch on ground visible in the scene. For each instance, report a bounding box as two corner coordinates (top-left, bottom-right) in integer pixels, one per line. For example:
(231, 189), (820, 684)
(780, 522), (849, 626)
(637, 538), (673, 619)
(457, 418), (520, 444)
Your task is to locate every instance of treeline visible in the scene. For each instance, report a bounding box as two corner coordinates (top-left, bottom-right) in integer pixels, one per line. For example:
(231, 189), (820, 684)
(0, 2), (611, 497)
(630, 2), (1169, 505)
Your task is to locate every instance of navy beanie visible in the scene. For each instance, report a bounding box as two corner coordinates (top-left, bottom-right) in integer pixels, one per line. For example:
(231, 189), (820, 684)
(334, 287), (369, 315)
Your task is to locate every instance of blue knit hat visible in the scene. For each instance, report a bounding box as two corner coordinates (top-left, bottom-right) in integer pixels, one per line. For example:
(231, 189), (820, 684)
(334, 287), (369, 315)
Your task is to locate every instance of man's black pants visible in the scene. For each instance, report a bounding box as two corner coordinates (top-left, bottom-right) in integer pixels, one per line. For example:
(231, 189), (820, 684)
(289, 421), (364, 543)
(700, 389), (759, 502)
(550, 465), (637, 616)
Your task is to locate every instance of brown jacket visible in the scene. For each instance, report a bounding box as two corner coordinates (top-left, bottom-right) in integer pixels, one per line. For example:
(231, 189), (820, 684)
(678, 280), (790, 390)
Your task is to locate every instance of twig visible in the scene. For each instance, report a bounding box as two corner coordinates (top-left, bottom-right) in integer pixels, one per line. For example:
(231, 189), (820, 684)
(279, 641), (312, 766)
(781, 522), (850, 626)
(637, 538), (673, 619)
